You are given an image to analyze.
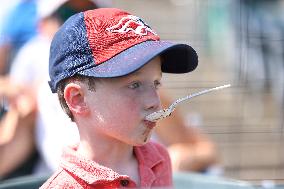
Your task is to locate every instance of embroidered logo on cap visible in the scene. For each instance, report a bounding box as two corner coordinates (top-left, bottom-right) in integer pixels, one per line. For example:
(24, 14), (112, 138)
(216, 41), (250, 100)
(106, 15), (157, 36)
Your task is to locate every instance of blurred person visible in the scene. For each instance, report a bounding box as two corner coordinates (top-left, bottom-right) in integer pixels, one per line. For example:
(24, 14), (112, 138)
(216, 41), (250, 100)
(229, 0), (284, 125)
(9, 0), (98, 87)
(0, 0), (99, 178)
(0, 77), (37, 179)
(234, 0), (284, 94)
(0, 0), (38, 75)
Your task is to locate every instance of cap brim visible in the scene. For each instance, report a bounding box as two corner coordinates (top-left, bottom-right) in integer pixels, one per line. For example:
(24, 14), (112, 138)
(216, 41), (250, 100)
(78, 40), (198, 78)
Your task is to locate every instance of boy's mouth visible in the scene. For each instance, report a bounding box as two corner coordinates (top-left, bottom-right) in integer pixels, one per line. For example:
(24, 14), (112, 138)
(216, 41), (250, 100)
(143, 120), (156, 129)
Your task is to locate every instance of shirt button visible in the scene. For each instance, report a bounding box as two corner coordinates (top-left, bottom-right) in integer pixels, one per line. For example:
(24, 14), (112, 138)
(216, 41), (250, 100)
(120, 179), (129, 187)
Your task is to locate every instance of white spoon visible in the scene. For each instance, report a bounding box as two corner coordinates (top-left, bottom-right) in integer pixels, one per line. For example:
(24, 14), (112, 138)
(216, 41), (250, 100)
(145, 84), (231, 122)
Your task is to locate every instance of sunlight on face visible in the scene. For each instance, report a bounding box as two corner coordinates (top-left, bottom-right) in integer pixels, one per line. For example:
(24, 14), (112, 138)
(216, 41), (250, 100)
(84, 56), (162, 146)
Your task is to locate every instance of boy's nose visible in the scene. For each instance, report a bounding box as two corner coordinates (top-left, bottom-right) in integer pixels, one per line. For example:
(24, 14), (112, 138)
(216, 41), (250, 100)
(144, 88), (161, 111)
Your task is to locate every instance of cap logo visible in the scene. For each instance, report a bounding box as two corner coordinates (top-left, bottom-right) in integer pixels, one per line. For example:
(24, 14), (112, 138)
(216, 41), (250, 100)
(106, 15), (157, 36)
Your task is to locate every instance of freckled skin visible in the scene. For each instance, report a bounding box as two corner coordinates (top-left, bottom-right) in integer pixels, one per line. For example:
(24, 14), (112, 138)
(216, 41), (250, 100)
(81, 57), (162, 146)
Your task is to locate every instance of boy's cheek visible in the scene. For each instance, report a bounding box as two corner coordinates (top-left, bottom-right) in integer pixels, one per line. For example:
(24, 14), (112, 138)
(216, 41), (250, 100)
(116, 103), (142, 124)
(118, 104), (140, 119)
(100, 101), (140, 121)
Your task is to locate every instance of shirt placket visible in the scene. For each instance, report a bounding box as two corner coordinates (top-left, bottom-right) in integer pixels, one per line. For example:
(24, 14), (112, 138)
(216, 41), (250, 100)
(97, 178), (136, 188)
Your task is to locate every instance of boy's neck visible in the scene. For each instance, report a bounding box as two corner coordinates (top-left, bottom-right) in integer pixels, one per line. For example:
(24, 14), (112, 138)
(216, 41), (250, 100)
(77, 138), (140, 185)
(77, 139), (134, 166)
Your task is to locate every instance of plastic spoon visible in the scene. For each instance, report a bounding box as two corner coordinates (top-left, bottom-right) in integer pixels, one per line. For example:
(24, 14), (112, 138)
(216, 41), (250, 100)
(145, 84), (231, 122)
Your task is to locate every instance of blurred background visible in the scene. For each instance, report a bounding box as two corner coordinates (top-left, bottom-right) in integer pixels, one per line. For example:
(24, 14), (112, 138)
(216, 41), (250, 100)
(0, 0), (284, 187)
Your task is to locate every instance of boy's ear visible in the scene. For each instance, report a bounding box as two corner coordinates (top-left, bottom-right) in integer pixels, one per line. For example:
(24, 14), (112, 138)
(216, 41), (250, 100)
(64, 83), (89, 115)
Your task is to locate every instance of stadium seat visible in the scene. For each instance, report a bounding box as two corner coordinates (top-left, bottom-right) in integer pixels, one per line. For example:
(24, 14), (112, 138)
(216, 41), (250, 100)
(173, 172), (256, 189)
(0, 175), (48, 189)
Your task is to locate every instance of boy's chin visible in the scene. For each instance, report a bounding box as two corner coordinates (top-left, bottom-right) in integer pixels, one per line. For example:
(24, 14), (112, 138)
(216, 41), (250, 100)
(131, 128), (153, 146)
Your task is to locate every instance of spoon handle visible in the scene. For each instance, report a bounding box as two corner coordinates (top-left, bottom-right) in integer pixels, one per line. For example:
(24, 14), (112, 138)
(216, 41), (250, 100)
(169, 84), (231, 110)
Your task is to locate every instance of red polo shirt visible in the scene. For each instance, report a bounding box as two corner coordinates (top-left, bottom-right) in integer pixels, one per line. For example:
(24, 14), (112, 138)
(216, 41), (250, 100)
(40, 141), (173, 188)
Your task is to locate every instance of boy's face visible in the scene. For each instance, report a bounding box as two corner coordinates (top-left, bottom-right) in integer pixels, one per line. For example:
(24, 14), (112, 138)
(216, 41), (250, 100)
(82, 56), (162, 145)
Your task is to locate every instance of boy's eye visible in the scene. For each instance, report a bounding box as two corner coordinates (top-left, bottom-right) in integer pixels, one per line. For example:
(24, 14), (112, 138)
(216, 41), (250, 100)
(154, 80), (162, 89)
(129, 82), (141, 89)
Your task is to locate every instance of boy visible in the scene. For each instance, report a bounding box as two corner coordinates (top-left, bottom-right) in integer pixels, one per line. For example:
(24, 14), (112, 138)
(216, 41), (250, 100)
(41, 8), (198, 188)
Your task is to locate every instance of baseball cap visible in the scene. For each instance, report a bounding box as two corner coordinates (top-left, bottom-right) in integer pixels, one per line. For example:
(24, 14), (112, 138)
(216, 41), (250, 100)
(48, 8), (198, 93)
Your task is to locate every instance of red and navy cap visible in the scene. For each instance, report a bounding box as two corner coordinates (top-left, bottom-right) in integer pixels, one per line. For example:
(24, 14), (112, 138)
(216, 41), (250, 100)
(48, 8), (198, 93)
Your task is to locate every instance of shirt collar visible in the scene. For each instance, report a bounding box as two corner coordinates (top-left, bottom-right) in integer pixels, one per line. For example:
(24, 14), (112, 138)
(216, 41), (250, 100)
(134, 142), (164, 169)
(60, 142), (165, 185)
(134, 142), (165, 186)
